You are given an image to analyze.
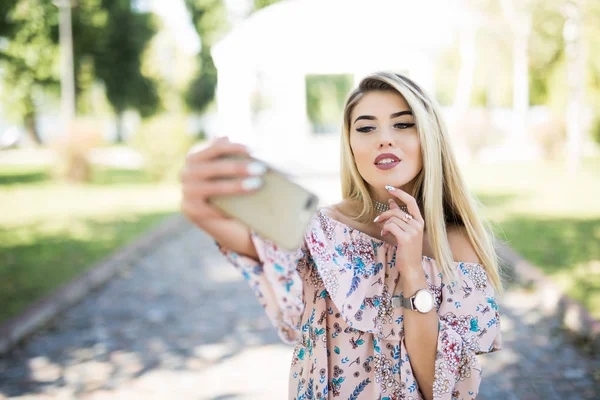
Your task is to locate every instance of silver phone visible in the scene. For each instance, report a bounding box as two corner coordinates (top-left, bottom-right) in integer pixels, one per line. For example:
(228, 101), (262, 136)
(208, 155), (319, 250)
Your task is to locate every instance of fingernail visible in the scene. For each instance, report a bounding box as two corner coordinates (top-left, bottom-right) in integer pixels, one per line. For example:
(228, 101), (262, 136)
(247, 161), (267, 175)
(241, 177), (263, 190)
(381, 229), (385, 236)
(385, 185), (395, 191)
(373, 216), (380, 223)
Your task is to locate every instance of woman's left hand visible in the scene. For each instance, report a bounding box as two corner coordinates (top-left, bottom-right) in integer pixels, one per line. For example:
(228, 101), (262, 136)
(375, 186), (425, 275)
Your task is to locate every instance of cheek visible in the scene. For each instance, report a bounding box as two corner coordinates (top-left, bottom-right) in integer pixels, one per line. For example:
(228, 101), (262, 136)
(350, 134), (371, 170)
(350, 135), (373, 177)
(408, 135), (423, 169)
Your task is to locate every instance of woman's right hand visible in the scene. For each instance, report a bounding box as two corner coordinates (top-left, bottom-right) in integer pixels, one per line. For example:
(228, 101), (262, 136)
(180, 137), (266, 229)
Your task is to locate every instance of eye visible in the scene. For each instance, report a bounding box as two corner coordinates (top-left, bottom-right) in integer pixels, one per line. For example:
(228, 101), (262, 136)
(394, 122), (415, 129)
(356, 126), (375, 133)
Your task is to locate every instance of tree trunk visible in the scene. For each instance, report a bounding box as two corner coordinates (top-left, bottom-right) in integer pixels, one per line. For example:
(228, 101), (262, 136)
(564, 0), (584, 173)
(24, 111), (43, 145)
(453, 24), (476, 116)
(115, 112), (125, 143)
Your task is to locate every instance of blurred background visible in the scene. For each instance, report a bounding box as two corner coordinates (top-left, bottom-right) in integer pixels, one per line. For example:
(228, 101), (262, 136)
(0, 0), (599, 399)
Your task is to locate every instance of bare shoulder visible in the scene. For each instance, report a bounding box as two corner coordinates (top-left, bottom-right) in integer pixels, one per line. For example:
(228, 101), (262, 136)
(319, 201), (368, 233)
(319, 204), (340, 219)
(447, 225), (480, 264)
(320, 200), (353, 220)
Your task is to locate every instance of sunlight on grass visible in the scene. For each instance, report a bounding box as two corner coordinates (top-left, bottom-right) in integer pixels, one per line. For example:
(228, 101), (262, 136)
(462, 157), (600, 318)
(0, 163), (181, 323)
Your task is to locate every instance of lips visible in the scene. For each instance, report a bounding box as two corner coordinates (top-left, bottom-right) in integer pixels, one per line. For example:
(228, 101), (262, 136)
(374, 153), (400, 164)
(374, 153), (401, 171)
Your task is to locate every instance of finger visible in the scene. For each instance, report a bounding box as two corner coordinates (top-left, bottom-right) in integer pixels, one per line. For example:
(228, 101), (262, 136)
(181, 199), (224, 220)
(381, 222), (407, 242)
(384, 186), (424, 223)
(187, 140), (249, 163)
(374, 207), (412, 225)
(182, 177), (263, 198)
(376, 211), (422, 234)
(385, 216), (415, 233)
(181, 159), (267, 182)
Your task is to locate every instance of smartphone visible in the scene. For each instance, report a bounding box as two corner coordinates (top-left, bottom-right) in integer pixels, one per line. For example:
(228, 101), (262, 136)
(208, 155), (319, 250)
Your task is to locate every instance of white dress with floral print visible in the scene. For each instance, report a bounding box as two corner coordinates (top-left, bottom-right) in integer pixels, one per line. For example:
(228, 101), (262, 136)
(218, 209), (502, 399)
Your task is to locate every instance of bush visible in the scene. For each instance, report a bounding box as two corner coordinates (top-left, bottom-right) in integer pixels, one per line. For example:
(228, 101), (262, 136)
(132, 115), (195, 181)
(51, 119), (104, 183)
(452, 109), (499, 160)
(532, 117), (566, 161)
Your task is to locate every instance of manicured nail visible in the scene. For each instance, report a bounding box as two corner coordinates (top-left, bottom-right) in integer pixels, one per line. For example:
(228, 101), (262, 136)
(385, 185), (395, 191)
(373, 216), (380, 223)
(241, 177), (263, 190)
(247, 161), (267, 176)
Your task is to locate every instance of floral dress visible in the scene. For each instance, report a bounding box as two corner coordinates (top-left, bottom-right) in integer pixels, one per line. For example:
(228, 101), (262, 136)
(218, 209), (502, 399)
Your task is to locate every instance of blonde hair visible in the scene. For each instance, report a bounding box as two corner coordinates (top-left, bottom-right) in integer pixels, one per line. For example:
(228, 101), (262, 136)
(340, 71), (504, 294)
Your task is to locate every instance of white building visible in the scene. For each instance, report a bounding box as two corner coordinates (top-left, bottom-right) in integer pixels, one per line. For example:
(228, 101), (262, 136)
(212, 0), (471, 174)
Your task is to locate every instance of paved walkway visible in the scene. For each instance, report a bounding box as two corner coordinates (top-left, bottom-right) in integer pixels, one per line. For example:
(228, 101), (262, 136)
(0, 219), (598, 399)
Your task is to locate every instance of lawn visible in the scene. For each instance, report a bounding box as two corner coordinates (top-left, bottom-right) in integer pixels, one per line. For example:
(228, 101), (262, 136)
(0, 163), (181, 324)
(463, 157), (600, 319)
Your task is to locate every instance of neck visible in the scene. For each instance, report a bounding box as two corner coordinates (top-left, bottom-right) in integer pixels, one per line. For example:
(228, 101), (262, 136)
(371, 181), (415, 206)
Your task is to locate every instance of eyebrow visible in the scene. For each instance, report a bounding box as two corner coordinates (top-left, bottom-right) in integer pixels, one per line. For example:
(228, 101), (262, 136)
(354, 110), (413, 124)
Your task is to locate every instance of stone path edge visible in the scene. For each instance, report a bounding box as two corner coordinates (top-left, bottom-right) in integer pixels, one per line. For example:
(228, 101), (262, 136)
(0, 214), (189, 354)
(497, 241), (600, 354)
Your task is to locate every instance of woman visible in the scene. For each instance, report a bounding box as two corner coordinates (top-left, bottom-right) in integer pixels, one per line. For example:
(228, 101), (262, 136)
(180, 72), (503, 400)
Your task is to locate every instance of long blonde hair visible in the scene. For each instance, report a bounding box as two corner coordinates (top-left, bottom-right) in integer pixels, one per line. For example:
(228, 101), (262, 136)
(340, 71), (504, 294)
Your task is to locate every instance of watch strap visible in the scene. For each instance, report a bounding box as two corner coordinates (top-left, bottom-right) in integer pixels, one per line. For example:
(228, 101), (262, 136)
(391, 294), (414, 310)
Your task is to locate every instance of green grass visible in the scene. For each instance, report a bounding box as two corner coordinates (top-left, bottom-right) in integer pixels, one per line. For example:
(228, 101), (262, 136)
(463, 157), (600, 318)
(0, 163), (181, 324)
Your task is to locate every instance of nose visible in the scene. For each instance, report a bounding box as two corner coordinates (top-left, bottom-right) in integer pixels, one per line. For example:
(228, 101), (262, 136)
(378, 128), (394, 148)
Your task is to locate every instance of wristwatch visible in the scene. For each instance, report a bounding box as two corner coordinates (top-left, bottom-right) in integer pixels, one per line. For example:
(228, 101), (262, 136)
(392, 289), (434, 313)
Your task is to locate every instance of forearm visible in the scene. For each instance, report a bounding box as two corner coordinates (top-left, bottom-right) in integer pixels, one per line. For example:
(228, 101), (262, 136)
(201, 218), (259, 260)
(401, 269), (439, 400)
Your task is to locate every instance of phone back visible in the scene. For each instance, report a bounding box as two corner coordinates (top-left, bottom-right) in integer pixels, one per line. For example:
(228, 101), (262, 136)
(208, 160), (319, 250)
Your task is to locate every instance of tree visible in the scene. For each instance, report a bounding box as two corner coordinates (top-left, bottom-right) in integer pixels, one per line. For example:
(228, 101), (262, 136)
(183, 0), (229, 113)
(0, 0), (19, 37)
(0, 0), (160, 144)
(0, 0), (60, 145)
(87, 0), (159, 142)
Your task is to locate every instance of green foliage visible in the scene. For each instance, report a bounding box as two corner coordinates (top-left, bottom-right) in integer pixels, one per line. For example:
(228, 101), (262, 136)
(0, 0), (19, 38)
(0, 0), (60, 142)
(528, 0), (567, 106)
(132, 114), (195, 181)
(253, 0), (281, 11)
(305, 74), (353, 133)
(184, 0), (228, 112)
(591, 116), (600, 146)
(434, 45), (460, 106)
(0, 0), (160, 143)
(185, 49), (218, 113)
(90, 0), (159, 119)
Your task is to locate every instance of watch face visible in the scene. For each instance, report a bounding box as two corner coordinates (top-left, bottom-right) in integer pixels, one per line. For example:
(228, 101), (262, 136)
(414, 290), (434, 312)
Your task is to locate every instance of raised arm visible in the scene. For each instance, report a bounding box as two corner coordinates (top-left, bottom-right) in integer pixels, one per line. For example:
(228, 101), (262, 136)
(179, 137), (264, 259)
(180, 137), (307, 344)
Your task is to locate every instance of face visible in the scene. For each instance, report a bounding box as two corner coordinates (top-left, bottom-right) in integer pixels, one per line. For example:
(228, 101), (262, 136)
(349, 90), (423, 200)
